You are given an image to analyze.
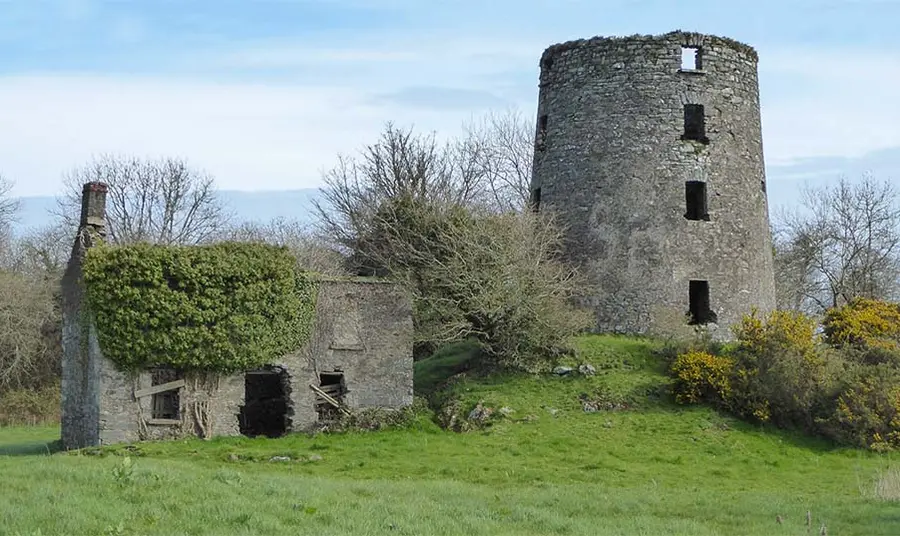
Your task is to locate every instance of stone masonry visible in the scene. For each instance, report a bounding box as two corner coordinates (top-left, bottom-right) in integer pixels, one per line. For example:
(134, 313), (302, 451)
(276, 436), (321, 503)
(529, 30), (777, 338)
(61, 183), (414, 449)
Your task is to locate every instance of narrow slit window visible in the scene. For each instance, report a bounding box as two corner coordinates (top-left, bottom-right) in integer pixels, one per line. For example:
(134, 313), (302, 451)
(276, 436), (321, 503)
(682, 104), (707, 143)
(688, 280), (717, 325)
(684, 181), (709, 221)
(531, 187), (541, 212)
(761, 180), (767, 193)
(536, 114), (549, 150)
(681, 46), (701, 70)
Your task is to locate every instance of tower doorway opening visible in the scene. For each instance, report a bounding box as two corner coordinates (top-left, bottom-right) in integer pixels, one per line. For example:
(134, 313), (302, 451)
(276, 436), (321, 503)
(688, 280), (717, 325)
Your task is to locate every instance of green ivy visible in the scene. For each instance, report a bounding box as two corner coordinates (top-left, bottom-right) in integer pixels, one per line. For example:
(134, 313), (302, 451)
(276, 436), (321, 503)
(82, 242), (318, 373)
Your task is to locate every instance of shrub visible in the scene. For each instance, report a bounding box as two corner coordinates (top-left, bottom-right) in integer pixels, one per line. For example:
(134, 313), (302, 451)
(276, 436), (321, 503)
(822, 364), (900, 451)
(823, 298), (900, 352)
(0, 385), (60, 426)
(729, 309), (837, 429)
(670, 351), (733, 405)
(0, 272), (60, 391)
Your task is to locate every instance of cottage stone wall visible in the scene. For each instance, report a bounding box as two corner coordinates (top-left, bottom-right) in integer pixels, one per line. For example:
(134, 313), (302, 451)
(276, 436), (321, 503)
(530, 30), (777, 338)
(88, 279), (413, 444)
(280, 279), (415, 430)
(60, 183), (107, 450)
(96, 363), (245, 444)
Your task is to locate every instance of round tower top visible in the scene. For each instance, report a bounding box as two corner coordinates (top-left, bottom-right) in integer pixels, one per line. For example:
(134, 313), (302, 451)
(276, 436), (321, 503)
(539, 30), (758, 66)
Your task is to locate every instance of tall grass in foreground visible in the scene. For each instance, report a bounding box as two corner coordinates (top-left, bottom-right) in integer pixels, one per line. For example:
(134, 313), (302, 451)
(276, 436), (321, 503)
(871, 466), (900, 502)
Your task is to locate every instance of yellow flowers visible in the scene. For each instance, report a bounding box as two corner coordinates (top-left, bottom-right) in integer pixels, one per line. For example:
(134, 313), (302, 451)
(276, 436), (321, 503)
(670, 351), (733, 405)
(823, 298), (900, 351)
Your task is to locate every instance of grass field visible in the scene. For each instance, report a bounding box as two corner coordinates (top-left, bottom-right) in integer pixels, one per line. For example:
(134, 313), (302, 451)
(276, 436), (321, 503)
(1, 335), (899, 535)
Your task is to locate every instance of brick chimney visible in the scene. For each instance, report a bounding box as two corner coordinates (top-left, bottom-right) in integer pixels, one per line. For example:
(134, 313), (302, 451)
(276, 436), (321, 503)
(79, 181), (108, 228)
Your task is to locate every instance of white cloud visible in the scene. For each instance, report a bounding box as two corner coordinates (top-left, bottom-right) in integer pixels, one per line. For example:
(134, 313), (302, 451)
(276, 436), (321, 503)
(1, 37), (896, 201)
(0, 75), (505, 197)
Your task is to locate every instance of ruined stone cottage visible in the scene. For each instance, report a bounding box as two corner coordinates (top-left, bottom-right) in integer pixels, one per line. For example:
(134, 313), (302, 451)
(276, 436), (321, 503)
(61, 182), (414, 450)
(530, 30), (777, 338)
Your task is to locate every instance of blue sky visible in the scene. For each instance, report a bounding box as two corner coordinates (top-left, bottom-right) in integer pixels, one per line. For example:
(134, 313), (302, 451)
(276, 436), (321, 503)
(1, 0), (899, 209)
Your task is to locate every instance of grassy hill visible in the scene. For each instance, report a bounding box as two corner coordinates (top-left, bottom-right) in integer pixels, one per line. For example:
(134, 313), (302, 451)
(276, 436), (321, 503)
(1, 335), (898, 535)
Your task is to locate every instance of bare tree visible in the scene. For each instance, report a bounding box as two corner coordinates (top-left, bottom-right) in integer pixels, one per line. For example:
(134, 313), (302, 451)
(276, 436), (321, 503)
(313, 122), (491, 274)
(314, 119), (591, 364)
(0, 175), (20, 233)
(775, 175), (900, 312)
(0, 270), (60, 391)
(218, 217), (347, 276)
(0, 222), (72, 278)
(461, 107), (534, 212)
(364, 202), (592, 368)
(55, 154), (232, 245)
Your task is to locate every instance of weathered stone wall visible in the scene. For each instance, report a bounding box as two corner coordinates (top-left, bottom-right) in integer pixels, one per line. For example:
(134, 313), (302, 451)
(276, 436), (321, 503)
(88, 278), (413, 444)
(530, 30), (777, 338)
(61, 183), (108, 450)
(96, 363), (245, 444)
(281, 278), (415, 431)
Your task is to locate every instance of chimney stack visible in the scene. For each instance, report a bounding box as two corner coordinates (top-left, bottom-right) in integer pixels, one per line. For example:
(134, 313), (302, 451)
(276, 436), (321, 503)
(79, 182), (108, 228)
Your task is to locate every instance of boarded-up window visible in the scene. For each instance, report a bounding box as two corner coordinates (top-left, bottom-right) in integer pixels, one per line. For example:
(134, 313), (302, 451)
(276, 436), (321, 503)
(150, 368), (180, 420)
(316, 372), (347, 422)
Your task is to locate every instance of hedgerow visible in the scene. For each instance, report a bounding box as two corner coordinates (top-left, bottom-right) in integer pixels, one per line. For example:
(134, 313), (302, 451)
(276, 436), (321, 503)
(82, 242), (318, 373)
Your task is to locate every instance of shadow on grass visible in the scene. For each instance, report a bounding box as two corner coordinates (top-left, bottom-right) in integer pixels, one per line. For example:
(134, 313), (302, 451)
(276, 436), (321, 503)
(0, 439), (63, 456)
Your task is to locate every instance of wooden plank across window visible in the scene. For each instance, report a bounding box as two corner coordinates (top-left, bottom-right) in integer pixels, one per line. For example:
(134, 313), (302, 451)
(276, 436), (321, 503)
(147, 418), (181, 426)
(134, 379), (186, 399)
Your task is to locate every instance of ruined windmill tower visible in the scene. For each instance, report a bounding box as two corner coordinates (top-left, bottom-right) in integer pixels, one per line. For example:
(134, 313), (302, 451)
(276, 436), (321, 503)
(530, 31), (776, 337)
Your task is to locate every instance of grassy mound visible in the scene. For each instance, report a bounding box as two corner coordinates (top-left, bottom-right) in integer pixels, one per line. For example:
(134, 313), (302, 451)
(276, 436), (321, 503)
(1, 335), (898, 535)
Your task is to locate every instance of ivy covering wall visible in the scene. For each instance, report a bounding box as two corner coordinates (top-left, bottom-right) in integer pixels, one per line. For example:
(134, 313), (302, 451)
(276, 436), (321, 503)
(82, 242), (318, 373)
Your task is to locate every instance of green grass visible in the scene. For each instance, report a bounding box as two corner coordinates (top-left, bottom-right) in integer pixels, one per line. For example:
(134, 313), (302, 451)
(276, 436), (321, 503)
(1, 335), (899, 535)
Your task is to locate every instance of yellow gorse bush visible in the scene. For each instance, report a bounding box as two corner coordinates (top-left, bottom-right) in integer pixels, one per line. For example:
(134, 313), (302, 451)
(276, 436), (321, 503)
(670, 351), (734, 405)
(823, 298), (900, 352)
(733, 308), (820, 364)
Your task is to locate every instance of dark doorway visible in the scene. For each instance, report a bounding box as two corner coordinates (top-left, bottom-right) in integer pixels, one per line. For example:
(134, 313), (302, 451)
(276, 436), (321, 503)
(684, 181), (709, 221)
(315, 372), (347, 421)
(239, 366), (291, 438)
(688, 280), (717, 325)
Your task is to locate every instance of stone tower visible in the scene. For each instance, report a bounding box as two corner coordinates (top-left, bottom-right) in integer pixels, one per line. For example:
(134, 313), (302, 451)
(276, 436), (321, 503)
(530, 30), (776, 338)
